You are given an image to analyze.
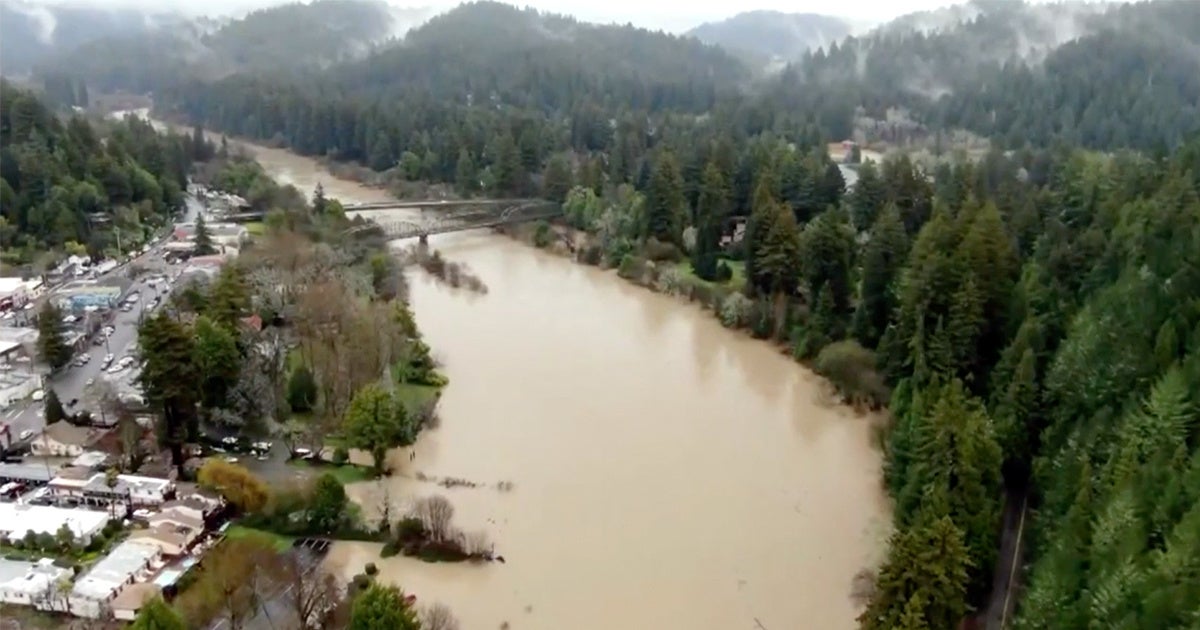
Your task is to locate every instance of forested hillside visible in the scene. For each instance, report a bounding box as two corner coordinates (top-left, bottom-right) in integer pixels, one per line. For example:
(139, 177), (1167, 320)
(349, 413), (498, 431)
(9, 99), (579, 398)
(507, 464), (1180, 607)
(0, 0), (183, 74)
(33, 0), (417, 94)
(777, 0), (1200, 150)
(0, 82), (202, 266)
(687, 11), (852, 61)
(155, 1), (757, 180)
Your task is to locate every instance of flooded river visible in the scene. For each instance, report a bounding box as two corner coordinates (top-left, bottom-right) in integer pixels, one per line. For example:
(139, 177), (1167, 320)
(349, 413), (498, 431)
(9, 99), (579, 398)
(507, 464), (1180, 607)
(148, 114), (890, 629)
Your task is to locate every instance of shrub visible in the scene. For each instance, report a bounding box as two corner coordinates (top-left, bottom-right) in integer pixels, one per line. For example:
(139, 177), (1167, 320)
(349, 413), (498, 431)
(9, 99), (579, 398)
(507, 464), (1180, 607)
(604, 237), (634, 267)
(814, 340), (889, 408)
(332, 446), (350, 465)
(365, 562), (379, 576)
(642, 238), (683, 262)
(533, 221), (553, 248)
(719, 293), (753, 328)
(616, 254), (646, 281)
(654, 266), (686, 296)
(287, 366), (318, 413)
(748, 300), (775, 339)
(714, 261), (733, 283)
(578, 243), (603, 266)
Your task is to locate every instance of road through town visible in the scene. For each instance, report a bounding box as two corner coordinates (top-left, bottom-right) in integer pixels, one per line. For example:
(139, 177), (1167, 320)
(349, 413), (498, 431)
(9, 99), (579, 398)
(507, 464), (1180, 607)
(1, 197), (202, 447)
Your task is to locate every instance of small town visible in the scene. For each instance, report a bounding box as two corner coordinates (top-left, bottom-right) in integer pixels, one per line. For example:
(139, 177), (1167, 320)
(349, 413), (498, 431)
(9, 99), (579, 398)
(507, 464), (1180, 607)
(1, 186), (342, 628)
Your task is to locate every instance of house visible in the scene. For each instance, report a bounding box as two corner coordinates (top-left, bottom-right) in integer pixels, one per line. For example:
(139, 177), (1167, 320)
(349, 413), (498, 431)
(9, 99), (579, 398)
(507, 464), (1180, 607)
(70, 540), (163, 619)
(130, 522), (199, 557)
(0, 504), (109, 545)
(48, 470), (175, 508)
(159, 498), (215, 522)
(110, 582), (161, 621)
(32, 422), (97, 457)
(148, 508), (204, 534)
(0, 558), (72, 612)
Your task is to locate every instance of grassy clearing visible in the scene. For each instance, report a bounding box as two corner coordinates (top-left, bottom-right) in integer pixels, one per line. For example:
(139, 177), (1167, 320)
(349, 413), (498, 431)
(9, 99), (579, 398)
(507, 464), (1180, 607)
(244, 221), (266, 236)
(225, 525), (294, 551)
(394, 381), (441, 413)
(674, 258), (746, 291)
(287, 458), (375, 484)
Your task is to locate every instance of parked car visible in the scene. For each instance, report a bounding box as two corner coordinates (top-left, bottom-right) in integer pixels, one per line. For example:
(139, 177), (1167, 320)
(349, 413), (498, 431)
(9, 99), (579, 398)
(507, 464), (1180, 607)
(18, 429), (33, 441)
(101, 354), (114, 368)
(30, 390), (44, 402)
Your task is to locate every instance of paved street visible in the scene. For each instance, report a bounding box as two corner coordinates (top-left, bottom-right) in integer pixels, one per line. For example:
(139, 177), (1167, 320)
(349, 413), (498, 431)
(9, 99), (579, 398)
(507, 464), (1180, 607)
(1, 196), (202, 445)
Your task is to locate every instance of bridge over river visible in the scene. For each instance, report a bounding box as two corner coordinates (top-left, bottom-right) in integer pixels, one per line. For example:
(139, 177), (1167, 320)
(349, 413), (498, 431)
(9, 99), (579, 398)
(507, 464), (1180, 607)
(221, 198), (561, 242)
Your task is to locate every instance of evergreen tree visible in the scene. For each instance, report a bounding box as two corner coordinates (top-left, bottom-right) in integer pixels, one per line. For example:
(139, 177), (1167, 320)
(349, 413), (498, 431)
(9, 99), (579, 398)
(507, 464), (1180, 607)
(137, 312), (200, 469)
(36, 301), (71, 370)
(743, 173), (778, 294)
(44, 389), (66, 425)
(541, 153), (574, 203)
(350, 584), (419, 630)
(852, 205), (908, 347)
(645, 150), (685, 245)
(193, 214), (216, 255)
(860, 510), (972, 630)
(799, 208), (856, 313)
(455, 149), (476, 195)
(491, 131), (524, 196)
(754, 201), (802, 297)
(312, 183), (328, 214)
(849, 160), (887, 232)
(690, 162), (728, 281)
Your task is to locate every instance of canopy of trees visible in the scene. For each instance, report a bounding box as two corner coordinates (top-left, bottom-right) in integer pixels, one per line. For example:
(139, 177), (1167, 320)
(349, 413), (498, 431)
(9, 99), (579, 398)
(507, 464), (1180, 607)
(0, 81), (199, 266)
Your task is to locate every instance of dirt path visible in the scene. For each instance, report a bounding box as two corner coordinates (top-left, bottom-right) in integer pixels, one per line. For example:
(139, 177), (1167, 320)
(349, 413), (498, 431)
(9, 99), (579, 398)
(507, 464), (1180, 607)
(983, 488), (1030, 630)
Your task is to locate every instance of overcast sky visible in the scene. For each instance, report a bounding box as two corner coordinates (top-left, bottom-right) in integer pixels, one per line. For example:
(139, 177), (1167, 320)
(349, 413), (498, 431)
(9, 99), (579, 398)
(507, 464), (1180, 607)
(16, 0), (1119, 32)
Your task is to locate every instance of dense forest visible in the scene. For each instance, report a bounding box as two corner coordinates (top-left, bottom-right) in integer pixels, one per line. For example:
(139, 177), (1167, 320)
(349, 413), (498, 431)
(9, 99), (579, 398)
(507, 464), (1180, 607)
(0, 81), (202, 267)
(780, 0), (1200, 150)
(7, 0), (1200, 626)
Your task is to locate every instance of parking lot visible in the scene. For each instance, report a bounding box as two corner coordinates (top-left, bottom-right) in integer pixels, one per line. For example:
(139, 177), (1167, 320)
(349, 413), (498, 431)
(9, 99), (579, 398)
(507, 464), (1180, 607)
(1, 197), (203, 450)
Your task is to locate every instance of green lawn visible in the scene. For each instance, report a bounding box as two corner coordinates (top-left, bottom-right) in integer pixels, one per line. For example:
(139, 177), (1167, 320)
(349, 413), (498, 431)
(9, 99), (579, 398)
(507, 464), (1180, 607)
(244, 221), (266, 236)
(394, 381), (441, 413)
(287, 459), (375, 484)
(674, 258), (746, 291)
(225, 525), (294, 551)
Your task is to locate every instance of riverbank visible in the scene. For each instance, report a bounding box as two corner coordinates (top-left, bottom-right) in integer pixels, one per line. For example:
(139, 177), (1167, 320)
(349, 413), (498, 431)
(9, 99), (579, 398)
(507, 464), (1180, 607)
(145, 113), (891, 630)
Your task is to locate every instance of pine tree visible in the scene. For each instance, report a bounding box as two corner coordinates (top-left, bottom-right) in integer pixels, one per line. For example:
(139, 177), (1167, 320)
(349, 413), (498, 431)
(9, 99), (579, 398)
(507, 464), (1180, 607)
(744, 173), (778, 294)
(193, 214), (216, 255)
(492, 131), (524, 196)
(44, 389), (66, 424)
(754, 201), (803, 297)
(455, 149), (477, 195)
(860, 511), (972, 630)
(137, 312), (200, 469)
(691, 163), (728, 281)
(645, 151), (685, 245)
(542, 153), (574, 203)
(36, 301), (71, 370)
(312, 183), (328, 214)
(849, 160), (887, 232)
(852, 205), (908, 347)
(896, 380), (1003, 597)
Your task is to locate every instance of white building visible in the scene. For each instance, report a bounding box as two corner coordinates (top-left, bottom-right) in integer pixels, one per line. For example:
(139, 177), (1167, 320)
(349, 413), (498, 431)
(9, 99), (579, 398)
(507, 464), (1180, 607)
(0, 558), (73, 612)
(0, 504), (109, 545)
(69, 540), (162, 619)
(49, 469), (175, 508)
(0, 277), (43, 311)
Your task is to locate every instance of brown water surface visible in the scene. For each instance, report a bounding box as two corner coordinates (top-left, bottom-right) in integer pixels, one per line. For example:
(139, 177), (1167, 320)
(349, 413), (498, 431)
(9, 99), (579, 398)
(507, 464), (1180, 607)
(144, 112), (890, 630)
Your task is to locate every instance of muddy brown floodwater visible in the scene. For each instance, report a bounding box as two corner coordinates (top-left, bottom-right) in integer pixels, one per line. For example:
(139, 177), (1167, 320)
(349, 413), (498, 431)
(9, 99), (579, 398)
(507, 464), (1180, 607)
(142, 112), (891, 629)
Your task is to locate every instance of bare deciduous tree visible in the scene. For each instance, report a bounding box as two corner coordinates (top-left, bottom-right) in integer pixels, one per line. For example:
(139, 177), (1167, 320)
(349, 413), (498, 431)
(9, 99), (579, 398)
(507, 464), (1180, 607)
(420, 602), (462, 630)
(462, 530), (493, 556)
(280, 552), (345, 630)
(412, 495), (455, 542)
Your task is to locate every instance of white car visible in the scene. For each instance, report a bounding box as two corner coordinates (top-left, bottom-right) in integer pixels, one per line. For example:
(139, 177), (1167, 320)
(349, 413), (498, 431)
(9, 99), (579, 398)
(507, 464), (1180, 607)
(31, 390), (44, 402)
(106, 365), (124, 374)
(19, 429), (33, 441)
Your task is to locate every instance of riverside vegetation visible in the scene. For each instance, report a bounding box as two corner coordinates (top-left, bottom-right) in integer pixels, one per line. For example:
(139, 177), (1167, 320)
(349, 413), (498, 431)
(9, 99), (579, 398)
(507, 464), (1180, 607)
(13, 0), (1200, 626)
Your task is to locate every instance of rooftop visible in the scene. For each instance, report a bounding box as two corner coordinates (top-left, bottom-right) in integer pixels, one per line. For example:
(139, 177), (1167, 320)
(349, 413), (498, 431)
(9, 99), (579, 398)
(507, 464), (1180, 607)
(110, 581), (160, 612)
(0, 558), (71, 595)
(0, 503), (110, 540)
(150, 510), (203, 532)
(40, 422), (97, 447)
(71, 451), (112, 469)
(0, 462), (56, 483)
(72, 540), (160, 601)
